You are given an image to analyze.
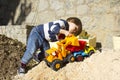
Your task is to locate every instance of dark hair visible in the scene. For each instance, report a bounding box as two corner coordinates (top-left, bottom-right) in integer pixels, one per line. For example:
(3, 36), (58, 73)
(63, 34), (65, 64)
(66, 17), (82, 36)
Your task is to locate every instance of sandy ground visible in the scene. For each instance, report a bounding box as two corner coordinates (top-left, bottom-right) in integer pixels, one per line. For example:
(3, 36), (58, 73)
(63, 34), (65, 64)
(13, 49), (120, 80)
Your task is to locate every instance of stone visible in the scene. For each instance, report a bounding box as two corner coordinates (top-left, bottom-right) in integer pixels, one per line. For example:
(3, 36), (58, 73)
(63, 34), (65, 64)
(77, 5), (89, 15)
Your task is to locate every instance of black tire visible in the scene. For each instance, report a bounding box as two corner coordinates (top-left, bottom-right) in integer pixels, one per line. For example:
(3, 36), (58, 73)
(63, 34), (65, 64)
(51, 59), (63, 71)
(76, 55), (84, 61)
(67, 54), (75, 62)
(44, 59), (51, 67)
(89, 50), (94, 56)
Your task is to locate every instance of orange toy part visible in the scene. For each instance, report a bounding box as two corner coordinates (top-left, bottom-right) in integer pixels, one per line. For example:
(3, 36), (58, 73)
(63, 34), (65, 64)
(45, 35), (78, 63)
(60, 35), (80, 46)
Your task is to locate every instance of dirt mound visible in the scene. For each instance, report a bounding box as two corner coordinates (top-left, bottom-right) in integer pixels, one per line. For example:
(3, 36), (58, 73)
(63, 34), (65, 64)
(14, 49), (120, 80)
(0, 35), (26, 80)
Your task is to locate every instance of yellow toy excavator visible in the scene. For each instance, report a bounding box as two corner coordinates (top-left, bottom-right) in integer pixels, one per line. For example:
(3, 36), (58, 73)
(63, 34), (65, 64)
(44, 35), (79, 71)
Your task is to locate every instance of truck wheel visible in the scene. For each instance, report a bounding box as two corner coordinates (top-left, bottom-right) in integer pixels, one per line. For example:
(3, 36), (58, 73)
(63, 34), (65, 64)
(76, 55), (84, 61)
(68, 54), (75, 62)
(44, 59), (51, 67)
(89, 50), (94, 56)
(51, 59), (63, 71)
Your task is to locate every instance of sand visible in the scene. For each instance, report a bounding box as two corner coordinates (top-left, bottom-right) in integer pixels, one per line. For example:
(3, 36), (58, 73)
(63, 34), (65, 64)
(13, 49), (120, 80)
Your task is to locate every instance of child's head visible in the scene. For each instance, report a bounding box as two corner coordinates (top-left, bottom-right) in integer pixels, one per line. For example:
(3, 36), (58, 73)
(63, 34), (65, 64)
(66, 17), (82, 36)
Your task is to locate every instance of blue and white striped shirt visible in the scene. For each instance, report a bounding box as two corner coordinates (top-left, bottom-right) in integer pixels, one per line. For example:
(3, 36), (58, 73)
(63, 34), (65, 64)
(35, 19), (69, 42)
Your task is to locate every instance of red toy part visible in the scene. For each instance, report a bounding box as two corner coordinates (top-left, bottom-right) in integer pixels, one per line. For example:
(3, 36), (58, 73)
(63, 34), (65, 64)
(66, 40), (86, 52)
(58, 34), (65, 40)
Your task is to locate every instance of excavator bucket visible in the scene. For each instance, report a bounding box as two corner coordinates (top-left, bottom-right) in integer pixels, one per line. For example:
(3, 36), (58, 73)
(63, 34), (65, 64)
(64, 35), (80, 46)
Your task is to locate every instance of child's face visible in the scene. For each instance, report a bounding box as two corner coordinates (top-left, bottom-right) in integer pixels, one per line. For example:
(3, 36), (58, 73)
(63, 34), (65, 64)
(68, 22), (79, 35)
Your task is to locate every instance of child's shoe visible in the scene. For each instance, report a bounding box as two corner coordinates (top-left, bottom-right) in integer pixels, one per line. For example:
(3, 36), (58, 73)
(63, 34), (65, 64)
(18, 63), (26, 74)
(33, 52), (45, 63)
(33, 54), (41, 63)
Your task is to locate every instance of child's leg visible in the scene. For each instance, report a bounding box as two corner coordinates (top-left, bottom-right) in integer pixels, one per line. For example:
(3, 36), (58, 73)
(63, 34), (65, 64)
(21, 29), (43, 65)
(18, 28), (44, 74)
(42, 39), (50, 56)
(37, 39), (50, 59)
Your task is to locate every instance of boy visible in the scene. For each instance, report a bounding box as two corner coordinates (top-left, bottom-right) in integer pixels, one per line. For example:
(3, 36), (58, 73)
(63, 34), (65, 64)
(18, 17), (82, 74)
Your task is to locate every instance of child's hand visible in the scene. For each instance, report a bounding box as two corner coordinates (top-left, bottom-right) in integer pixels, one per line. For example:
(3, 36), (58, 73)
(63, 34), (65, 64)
(59, 29), (73, 37)
(67, 33), (73, 37)
(65, 31), (73, 37)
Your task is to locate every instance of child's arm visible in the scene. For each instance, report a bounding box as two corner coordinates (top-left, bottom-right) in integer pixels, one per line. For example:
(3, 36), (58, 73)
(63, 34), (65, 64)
(59, 29), (72, 37)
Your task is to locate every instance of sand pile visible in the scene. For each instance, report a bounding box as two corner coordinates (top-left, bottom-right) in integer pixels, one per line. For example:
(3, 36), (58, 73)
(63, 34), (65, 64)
(13, 49), (120, 80)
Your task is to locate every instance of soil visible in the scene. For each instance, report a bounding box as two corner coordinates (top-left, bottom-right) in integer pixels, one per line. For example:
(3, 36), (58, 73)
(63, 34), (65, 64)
(0, 34), (26, 80)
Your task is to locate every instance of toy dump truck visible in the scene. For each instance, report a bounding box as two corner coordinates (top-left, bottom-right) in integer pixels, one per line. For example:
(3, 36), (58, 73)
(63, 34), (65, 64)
(45, 35), (95, 71)
(72, 44), (95, 61)
(66, 39), (95, 61)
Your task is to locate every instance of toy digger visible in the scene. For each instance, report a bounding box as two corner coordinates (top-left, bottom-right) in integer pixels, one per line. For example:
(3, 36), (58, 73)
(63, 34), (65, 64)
(44, 35), (79, 71)
(44, 35), (95, 71)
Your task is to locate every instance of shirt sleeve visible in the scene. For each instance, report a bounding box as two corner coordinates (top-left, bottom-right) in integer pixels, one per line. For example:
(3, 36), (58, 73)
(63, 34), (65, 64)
(50, 23), (61, 34)
(50, 19), (69, 34)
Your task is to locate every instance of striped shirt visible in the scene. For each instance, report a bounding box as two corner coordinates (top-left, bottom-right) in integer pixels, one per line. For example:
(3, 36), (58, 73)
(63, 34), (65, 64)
(35, 19), (69, 42)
